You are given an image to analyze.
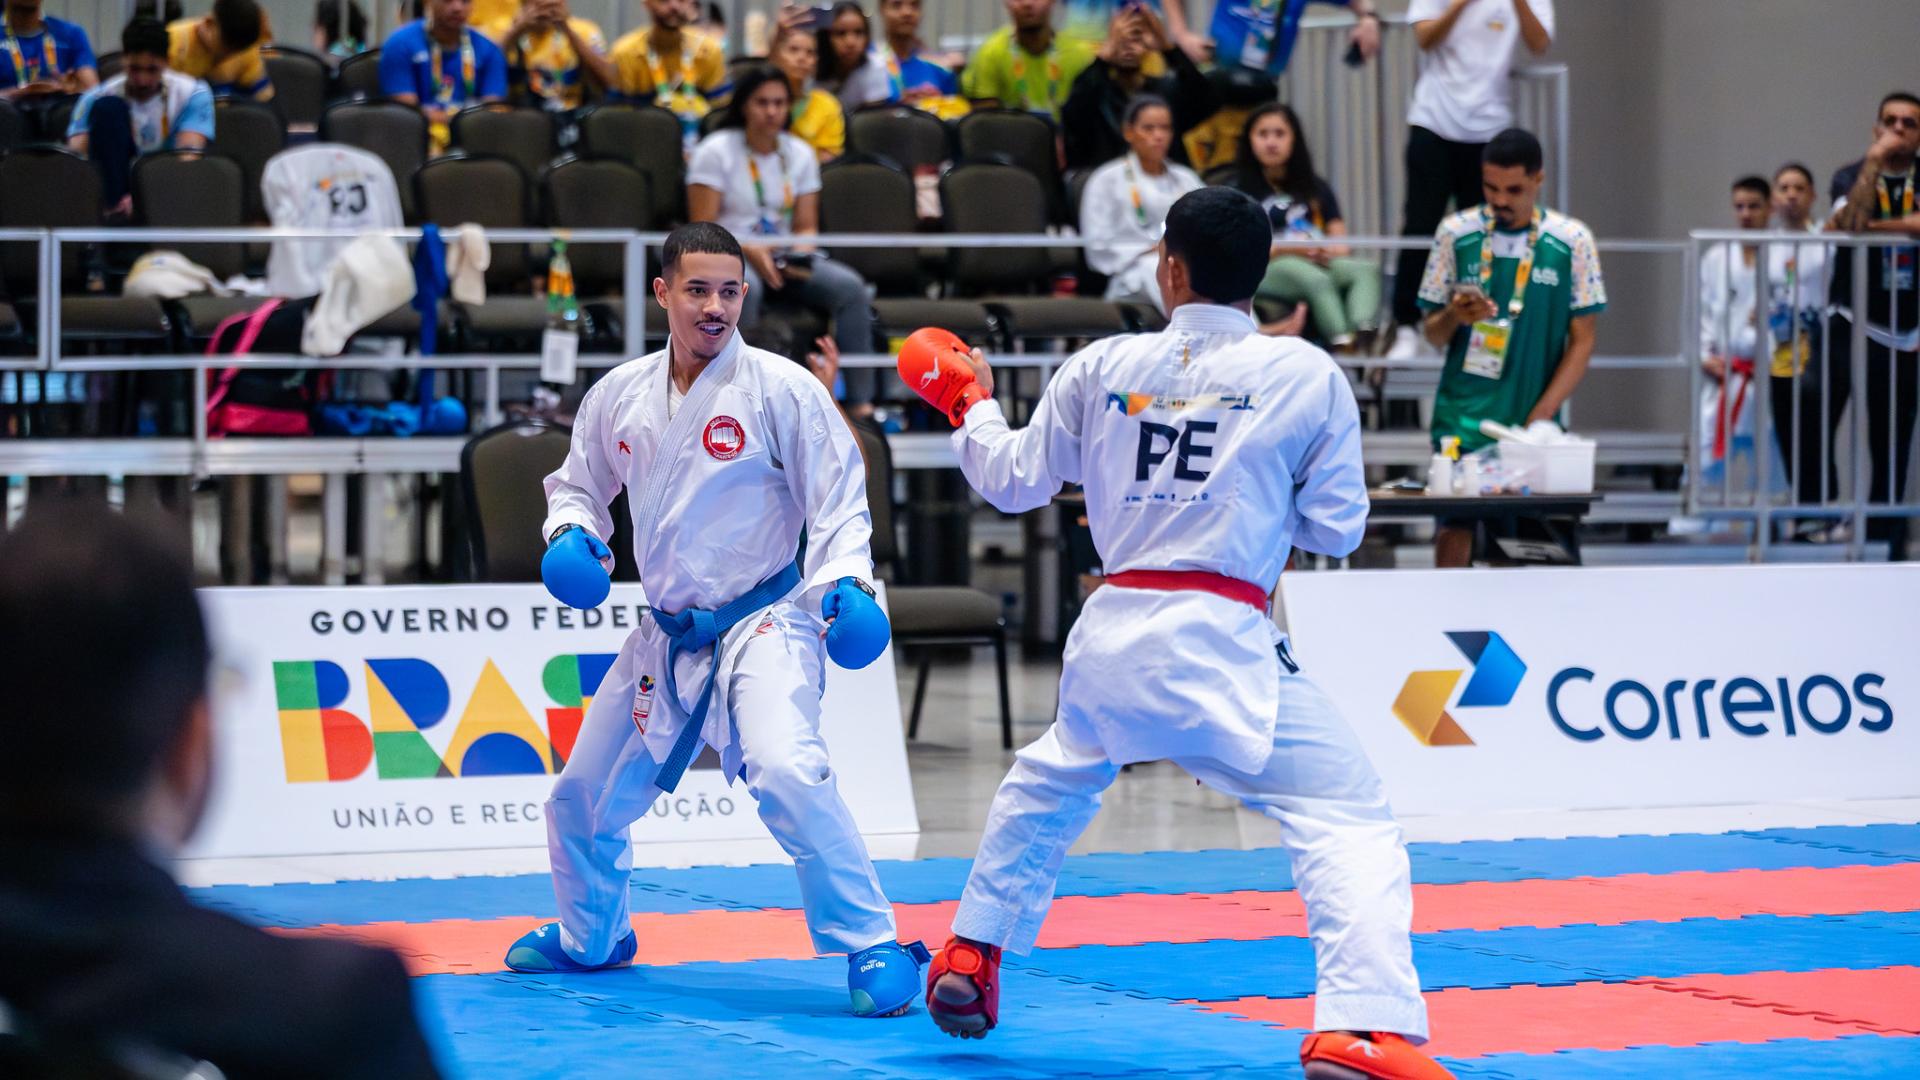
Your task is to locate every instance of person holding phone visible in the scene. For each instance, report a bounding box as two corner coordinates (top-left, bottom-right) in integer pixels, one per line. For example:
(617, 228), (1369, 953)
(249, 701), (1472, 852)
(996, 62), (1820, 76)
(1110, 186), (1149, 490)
(1416, 128), (1603, 567)
(688, 64), (878, 408)
(1059, 1), (1214, 172)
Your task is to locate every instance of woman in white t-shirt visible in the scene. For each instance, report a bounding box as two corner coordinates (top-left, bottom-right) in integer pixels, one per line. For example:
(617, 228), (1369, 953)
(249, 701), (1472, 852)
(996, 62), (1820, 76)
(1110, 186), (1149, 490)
(687, 63), (877, 405)
(1078, 96), (1200, 313)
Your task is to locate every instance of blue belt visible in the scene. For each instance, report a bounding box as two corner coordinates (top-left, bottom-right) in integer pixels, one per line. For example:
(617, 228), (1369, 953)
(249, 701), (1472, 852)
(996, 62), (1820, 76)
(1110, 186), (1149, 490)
(649, 561), (802, 793)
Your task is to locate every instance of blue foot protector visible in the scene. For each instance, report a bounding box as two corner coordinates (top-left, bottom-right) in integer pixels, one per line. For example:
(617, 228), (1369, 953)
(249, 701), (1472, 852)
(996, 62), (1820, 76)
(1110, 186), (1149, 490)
(504, 921), (638, 974)
(847, 940), (933, 1017)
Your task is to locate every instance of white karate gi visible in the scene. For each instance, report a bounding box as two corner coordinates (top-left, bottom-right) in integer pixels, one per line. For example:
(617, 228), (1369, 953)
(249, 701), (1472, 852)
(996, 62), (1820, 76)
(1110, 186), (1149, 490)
(541, 331), (897, 963)
(1078, 153), (1203, 314)
(948, 303), (1429, 1041)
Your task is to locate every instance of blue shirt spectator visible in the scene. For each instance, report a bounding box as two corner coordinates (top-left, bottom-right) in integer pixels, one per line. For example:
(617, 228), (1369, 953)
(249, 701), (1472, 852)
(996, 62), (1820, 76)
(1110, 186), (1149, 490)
(377, 17), (508, 107)
(67, 70), (215, 154)
(1209, 0), (1379, 77)
(1, 4), (98, 98)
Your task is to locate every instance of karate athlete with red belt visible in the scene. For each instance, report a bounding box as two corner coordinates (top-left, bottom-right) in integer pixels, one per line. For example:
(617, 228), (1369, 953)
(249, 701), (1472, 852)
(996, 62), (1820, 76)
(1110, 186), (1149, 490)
(897, 187), (1452, 1079)
(505, 222), (930, 1018)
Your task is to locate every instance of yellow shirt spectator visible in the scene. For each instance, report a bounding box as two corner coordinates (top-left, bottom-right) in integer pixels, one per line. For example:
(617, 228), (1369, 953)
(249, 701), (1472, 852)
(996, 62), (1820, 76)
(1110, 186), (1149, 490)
(470, 0), (520, 30)
(788, 86), (845, 160)
(167, 16), (272, 101)
(484, 15), (607, 111)
(610, 27), (726, 113)
(960, 27), (1093, 120)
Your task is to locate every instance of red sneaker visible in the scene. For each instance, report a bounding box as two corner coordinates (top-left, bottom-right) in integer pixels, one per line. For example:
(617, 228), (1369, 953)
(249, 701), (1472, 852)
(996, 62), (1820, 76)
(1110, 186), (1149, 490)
(1300, 1031), (1455, 1080)
(925, 936), (1001, 1039)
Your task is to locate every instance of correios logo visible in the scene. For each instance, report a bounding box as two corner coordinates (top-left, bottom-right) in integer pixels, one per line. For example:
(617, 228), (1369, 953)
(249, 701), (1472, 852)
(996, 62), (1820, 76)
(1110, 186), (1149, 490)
(1393, 630), (1895, 745)
(1392, 631), (1526, 746)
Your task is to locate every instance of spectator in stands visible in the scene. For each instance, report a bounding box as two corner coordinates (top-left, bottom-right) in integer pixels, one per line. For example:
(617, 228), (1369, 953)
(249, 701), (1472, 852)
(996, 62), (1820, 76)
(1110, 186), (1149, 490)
(0, 0), (99, 104)
(1388, 0), (1554, 362)
(817, 2), (893, 112)
(610, 0), (727, 151)
(167, 0), (273, 101)
(379, 0), (509, 155)
(1230, 102), (1380, 349)
(696, 1), (725, 39)
(1759, 163), (1831, 528)
(1209, 0), (1381, 79)
(0, 504), (443, 1080)
(485, 0), (614, 115)
(1417, 128), (1603, 567)
(769, 22), (844, 161)
(1079, 95), (1200, 312)
(311, 0), (370, 59)
(67, 17), (214, 220)
(1059, 3), (1214, 172)
(877, 0), (963, 112)
(1061, 0), (1201, 66)
(960, 0), (1094, 122)
(1822, 90), (1920, 556)
(688, 64), (877, 407)
(1693, 176), (1784, 498)
(1179, 64), (1276, 174)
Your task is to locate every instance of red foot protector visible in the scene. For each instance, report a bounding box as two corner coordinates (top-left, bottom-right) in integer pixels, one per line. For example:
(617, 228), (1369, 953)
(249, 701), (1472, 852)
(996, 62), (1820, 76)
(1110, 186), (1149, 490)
(926, 936), (1001, 1039)
(1300, 1031), (1456, 1080)
(897, 327), (986, 427)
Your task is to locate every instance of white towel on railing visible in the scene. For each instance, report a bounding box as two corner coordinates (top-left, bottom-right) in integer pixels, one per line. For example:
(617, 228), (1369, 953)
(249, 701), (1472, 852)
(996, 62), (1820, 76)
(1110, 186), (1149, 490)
(301, 234), (415, 357)
(442, 222), (490, 306)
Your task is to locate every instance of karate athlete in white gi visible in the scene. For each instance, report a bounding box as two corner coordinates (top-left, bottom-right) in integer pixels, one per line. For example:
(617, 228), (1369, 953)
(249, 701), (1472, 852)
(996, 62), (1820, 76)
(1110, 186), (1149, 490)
(898, 188), (1452, 1079)
(504, 222), (930, 1018)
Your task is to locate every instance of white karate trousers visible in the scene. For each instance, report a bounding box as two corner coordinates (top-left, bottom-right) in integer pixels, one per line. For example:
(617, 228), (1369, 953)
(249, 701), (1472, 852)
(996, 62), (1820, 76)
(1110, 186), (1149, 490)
(545, 603), (898, 963)
(951, 654), (1430, 1041)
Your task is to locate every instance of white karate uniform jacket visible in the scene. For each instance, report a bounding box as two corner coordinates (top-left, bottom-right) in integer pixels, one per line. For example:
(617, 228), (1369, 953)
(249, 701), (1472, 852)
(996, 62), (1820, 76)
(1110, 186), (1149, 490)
(953, 303), (1368, 774)
(543, 332), (873, 780)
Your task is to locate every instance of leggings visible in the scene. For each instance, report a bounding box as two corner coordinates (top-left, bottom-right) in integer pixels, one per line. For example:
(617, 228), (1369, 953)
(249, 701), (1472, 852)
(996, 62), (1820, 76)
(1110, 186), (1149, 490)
(1256, 255), (1382, 344)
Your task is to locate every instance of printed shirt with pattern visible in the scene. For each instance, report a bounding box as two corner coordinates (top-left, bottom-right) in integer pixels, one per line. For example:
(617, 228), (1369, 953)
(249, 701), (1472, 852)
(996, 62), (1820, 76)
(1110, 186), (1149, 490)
(608, 28), (726, 106)
(482, 16), (606, 110)
(959, 27), (1095, 119)
(166, 17), (272, 100)
(1416, 206), (1606, 451)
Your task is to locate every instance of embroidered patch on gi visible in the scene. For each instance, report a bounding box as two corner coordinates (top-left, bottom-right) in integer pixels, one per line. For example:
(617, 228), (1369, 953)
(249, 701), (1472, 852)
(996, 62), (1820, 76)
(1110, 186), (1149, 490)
(632, 674), (656, 732)
(753, 613), (777, 636)
(703, 416), (745, 460)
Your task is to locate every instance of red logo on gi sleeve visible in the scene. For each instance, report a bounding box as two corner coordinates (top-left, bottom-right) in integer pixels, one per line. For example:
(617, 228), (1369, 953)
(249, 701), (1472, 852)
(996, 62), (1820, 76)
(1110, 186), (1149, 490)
(703, 416), (745, 461)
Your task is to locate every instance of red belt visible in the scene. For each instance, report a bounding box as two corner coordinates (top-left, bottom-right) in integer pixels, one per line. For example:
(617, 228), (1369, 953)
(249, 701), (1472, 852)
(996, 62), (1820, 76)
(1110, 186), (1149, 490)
(1105, 569), (1269, 611)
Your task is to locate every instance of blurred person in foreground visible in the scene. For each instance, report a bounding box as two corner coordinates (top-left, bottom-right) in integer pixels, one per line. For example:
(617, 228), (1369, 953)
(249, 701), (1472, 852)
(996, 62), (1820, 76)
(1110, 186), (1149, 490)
(0, 502), (441, 1080)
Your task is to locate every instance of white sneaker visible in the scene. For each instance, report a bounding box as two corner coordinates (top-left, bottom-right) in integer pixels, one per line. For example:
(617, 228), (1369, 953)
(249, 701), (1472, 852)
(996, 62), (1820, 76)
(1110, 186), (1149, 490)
(1385, 325), (1426, 360)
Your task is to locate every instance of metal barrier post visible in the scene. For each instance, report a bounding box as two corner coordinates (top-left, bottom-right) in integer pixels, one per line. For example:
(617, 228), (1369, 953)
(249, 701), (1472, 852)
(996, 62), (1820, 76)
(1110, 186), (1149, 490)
(1849, 244), (1869, 560)
(623, 234), (647, 361)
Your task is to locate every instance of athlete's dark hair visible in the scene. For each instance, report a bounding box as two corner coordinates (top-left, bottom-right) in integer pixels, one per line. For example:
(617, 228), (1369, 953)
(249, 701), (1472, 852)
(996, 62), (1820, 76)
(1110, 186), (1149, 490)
(662, 221), (746, 278)
(1732, 175), (1772, 201)
(213, 0), (264, 51)
(0, 501), (209, 824)
(1163, 187), (1270, 305)
(122, 15), (171, 57)
(1483, 128), (1544, 174)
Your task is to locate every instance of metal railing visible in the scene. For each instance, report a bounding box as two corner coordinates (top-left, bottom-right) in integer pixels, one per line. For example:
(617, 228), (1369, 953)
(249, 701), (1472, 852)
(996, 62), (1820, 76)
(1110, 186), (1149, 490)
(1685, 229), (1920, 561)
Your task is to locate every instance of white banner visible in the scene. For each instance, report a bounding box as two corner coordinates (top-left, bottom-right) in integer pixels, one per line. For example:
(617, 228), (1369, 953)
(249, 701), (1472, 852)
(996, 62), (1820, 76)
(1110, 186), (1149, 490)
(189, 584), (917, 858)
(1282, 565), (1920, 815)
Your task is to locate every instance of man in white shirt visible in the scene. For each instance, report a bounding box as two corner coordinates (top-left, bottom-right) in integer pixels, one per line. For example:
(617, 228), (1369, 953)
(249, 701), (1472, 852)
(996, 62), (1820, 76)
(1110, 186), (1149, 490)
(898, 187), (1451, 1080)
(1387, 0), (1552, 359)
(66, 16), (215, 218)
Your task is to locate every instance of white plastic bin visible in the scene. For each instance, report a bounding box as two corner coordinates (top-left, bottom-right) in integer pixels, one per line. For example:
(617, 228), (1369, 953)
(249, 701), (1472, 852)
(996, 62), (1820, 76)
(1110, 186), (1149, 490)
(1500, 438), (1596, 494)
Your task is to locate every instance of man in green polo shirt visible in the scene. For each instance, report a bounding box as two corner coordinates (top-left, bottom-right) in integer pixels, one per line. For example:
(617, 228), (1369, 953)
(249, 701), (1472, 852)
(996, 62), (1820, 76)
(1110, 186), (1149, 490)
(961, 0), (1095, 120)
(1417, 127), (1605, 567)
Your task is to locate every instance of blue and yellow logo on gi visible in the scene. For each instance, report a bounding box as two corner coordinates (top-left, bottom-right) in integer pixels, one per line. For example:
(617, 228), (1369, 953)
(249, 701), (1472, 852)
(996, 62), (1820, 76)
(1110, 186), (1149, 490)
(1392, 632), (1526, 746)
(272, 654), (616, 782)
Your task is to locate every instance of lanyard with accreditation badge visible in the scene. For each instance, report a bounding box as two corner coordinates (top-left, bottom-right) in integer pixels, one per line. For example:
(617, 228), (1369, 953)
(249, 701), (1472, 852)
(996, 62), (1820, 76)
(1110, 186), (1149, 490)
(747, 150), (793, 235)
(4, 28), (57, 85)
(1879, 166), (1916, 291)
(429, 28), (477, 106)
(1461, 205), (1541, 381)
